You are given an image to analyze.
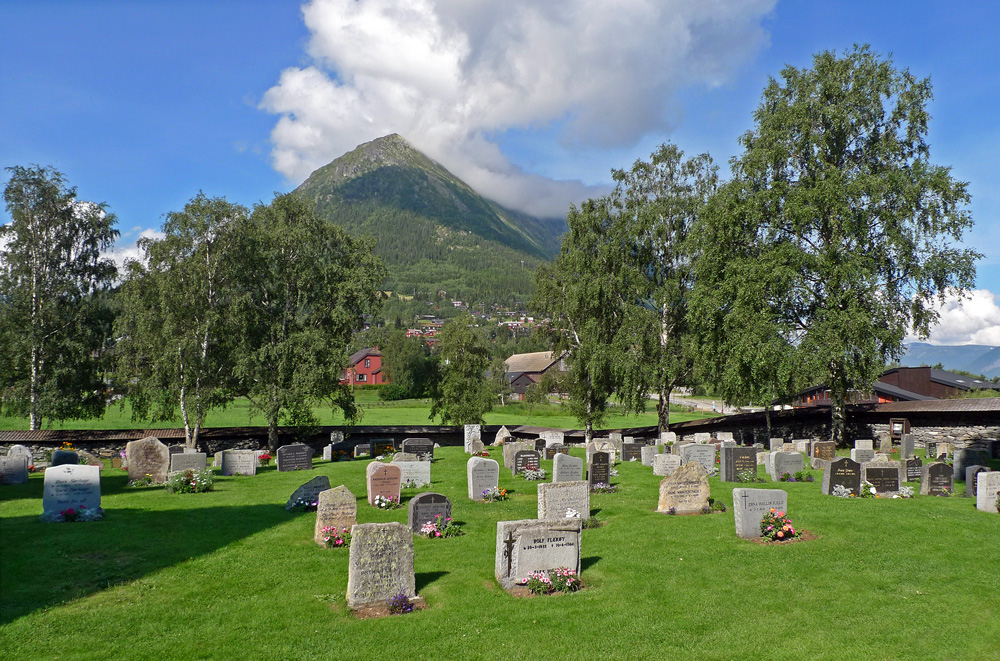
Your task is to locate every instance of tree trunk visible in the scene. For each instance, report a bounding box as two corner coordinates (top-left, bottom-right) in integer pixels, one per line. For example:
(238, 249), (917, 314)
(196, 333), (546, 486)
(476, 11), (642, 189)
(765, 407), (772, 440)
(267, 417), (280, 452)
(830, 391), (846, 447)
(657, 386), (671, 433)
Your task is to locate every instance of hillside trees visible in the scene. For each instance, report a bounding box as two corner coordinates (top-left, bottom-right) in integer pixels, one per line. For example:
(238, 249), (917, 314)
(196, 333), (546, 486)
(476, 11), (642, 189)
(693, 46), (979, 444)
(380, 330), (437, 400)
(429, 314), (494, 425)
(114, 194), (246, 448)
(1, 166), (119, 429)
(231, 194), (385, 450)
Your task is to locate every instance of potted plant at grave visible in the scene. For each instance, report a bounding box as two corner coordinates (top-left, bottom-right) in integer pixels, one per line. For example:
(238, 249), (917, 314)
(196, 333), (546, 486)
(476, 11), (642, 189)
(258, 452), (271, 466)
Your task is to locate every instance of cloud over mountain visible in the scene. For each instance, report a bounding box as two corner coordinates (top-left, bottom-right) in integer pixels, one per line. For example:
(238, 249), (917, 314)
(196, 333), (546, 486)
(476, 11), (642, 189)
(260, 0), (777, 217)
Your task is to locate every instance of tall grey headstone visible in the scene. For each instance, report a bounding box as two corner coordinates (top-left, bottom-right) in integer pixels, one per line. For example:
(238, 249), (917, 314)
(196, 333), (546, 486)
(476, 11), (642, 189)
(769, 438), (783, 452)
(346, 522), (415, 608)
(652, 454), (682, 477)
(976, 472), (1000, 513)
(732, 488), (788, 539)
(464, 424), (482, 453)
(537, 481), (589, 520)
(552, 453), (584, 483)
(322, 445), (333, 461)
(0, 455), (29, 485)
(768, 452), (804, 481)
(640, 445), (660, 467)
(467, 457), (499, 500)
(495, 518), (582, 590)
(314, 485), (357, 545)
(900, 434), (915, 459)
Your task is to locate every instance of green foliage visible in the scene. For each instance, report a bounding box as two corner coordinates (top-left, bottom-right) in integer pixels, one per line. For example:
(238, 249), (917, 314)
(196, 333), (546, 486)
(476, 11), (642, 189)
(429, 315), (494, 425)
(1, 165), (119, 429)
(693, 46), (979, 443)
(164, 469), (214, 494)
(380, 330), (437, 398)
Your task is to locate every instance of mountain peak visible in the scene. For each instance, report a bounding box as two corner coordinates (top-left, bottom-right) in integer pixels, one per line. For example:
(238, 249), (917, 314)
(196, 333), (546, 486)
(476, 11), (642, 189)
(300, 133), (447, 187)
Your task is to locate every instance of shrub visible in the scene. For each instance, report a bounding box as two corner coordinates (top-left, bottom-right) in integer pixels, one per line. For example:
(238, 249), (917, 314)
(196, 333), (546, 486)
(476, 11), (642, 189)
(321, 526), (352, 548)
(127, 474), (155, 488)
(386, 593), (414, 615)
(737, 469), (764, 483)
(420, 514), (464, 538)
(165, 469), (214, 494)
(760, 508), (800, 542)
(377, 383), (412, 401)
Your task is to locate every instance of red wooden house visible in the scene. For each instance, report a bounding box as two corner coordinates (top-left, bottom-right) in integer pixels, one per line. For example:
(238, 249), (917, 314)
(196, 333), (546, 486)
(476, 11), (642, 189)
(343, 347), (386, 385)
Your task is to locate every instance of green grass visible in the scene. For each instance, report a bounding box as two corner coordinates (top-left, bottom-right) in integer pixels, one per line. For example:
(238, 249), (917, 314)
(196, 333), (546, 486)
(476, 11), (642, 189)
(1, 448), (997, 660)
(0, 393), (711, 430)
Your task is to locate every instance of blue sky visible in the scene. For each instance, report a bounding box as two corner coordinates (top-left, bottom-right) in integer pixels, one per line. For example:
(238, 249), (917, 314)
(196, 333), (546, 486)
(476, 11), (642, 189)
(2, 0), (998, 343)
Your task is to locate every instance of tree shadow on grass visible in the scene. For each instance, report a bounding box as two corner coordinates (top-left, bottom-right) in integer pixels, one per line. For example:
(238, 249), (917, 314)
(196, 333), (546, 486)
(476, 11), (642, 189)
(415, 570), (449, 592)
(0, 503), (289, 625)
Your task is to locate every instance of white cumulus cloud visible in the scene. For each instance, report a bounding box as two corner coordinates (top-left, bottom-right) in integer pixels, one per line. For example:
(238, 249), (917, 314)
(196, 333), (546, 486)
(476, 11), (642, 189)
(909, 289), (1000, 346)
(260, 0), (777, 217)
(106, 228), (166, 272)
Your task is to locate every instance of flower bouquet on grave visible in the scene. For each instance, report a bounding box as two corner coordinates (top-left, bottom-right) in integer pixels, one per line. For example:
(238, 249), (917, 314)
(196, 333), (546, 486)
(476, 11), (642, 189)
(387, 593), (414, 615)
(420, 514), (463, 538)
(590, 482), (617, 494)
(474, 450), (490, 457)
(521, 467), (546, 481)
(760, 508), (799, 542)
(860, 481), (878, 498)
(321, 526), (352, 548)
(520, 567), (582, 595)
(373, 494), (401, 510)
(289, 497), (319, 512)
(258, 452), (271, 466)
(41, 505), (105, 523)
(481, 487), (508, 502)
(893, 485), (915, 499)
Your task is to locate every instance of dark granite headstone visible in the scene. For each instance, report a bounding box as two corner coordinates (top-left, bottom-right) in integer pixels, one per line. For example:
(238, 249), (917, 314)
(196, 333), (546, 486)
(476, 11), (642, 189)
(276, 444), (314, 471)
(513, 450), (541, 475)
(925, 442), (937, 459)
(285, 475), (331, 510)
(921, 462), (953, 496)
(965, 466), (990, 498)
(400, 438), (434, 461)
(588, 452), (610, 487)
(622, 443), (644, 462)
(534, 438), (546, 452)
(905, 458), (923, 482)
(545, 445), (569, 460)
(720, 446), (757, 482)
(865, 465), (900, 494)
(953, 448), (990, 482)
(369, 439), (395, 457)
(812, 441), (836, 461)
(407, 492), (451, 532)
(822, 457), (861, 496)
(51, 450), (79, 467)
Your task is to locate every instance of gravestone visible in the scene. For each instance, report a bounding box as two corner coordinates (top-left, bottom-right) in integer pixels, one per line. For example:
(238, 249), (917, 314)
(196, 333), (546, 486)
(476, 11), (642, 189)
(51, 450), (79, 466)
(354, 444), (370, 458)
(812, 441), (836, 461)
(652, 454), (682, 477)
(111, 457), (123, 469)
(851, 448), (875, 464)
(221, 450), (257, 476)
(683, 444), (718, 470)
(513, 450), (541, 476)
(545, 444), (569, 460)
(537, 481), (590, 520)
(821, 457), (861, 496)
(314, 485), (357, 545)
(42, 464), (101, 517)
(493, 425), (512, 446)
(276, 444), (314, 471)
(900, 434), (915, 459)
(781, 443), (795, 452)
(369, 439), (394, 457)
(0, 455), (29, 485)
(904, 458), (923, 482)
(467, 457), (500, 500)
(855, 439), (873, 451)
(976, 472), (1000, 513)
(533, 438), (546, 452)
(694, 433), (711, 443)
(879, 438), (893, 454)
(924, 441), (937, 459)
(552, 453), (584, 482)
(285, 475), (331, 510)
(732, 488), (788, 539)
(329, 430), (344, 445)
(391, 452), (419, 463)
(502, 441), (531, 469)
(793, 440), (810, 455)
(720, 446), (757, 482)
(769, 438), (784, 452)
(953, 448), (990, 482)
(366, 463), (402, 505)
(401, 438), (434, 461)
(863, 462), (900, 495)
(965, 466), (990, 498)
(659, 431), (677, 445)
(936, 442), (953, 458)
(396, 460), (431, 487)
(322, 445), (333, 461)
(213, 454), (223, 468)
(920, 462), (953, 496)
(768, 452), (804, 481)
(495, 518), (583, 590)
(7, 445), (32, 461)
(588, 452), (610, 488)
(757, 451), (768, 466)
(716, 432), (734, 442)
(407, 492), (452, 532)
(594, 442), (617, 465)
(169, 452), (207, 473)
(126, 436), (169, 483)
(464, 424), (482, 453)
(656, 462), (710, 514)
(622, 443), (644, 462)
(346, 522), (415, 608)
(540, 431), (565, 448)
(468, 439), (486, 455)
(165, 445), (184, 456)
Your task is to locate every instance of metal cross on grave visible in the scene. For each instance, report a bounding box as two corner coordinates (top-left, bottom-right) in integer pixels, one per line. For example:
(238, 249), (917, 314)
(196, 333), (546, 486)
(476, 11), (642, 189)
(502, 531), (517, 577)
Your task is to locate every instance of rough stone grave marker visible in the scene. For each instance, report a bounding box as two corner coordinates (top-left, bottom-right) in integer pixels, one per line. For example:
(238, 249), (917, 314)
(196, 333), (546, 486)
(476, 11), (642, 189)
(904, 458), (923, 482)
(42, 464), (101, 516)
(276, 443), (314, 471)
(720, 446), (757, 482)
(879, 438), (893, 454)
(0, 455), (29, 485)
(221, 450), (257, 476)
(622, 443), (643, 462)
(657, 462), (710, 514)
(346, 522), (415, 608)
(588, 452), (610, 488)
(464, 424), (482, 453)
(513, 450), (541, 476)
(652, 454), (682, 477)
(314, 485), (357, 545)
(537, 481), (589, 520)
(366, 463), (402, 505)
(900, 434), (915, 459)
(552, 453), (583, 482)
(953, 448), (990, 482)
(863, 462), (900, 494)
(732, 488), (788, 539)
(169, 452), (207, 473)
(641, 445), (660, 467)
(493, 425), (512, 446)
(467, 457), (499, 500)
(920, 462), (953, 496)
(407, 492), (451, 532)
(495, 518), (582, 590)
(821, 457), (861, 496)
(127, 437), (169, 483)
(812, 441), (836, 461)
(965, 466), (990, 498)
(976, 472), (1000, 513)
(401, 438), (434, 461)
(286, 475), (331, 510)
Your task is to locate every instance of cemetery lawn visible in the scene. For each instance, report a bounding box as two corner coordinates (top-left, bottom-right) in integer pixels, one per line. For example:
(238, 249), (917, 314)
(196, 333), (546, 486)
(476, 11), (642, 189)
(2, 449), (997, 660)
(0, 393), (711, 430)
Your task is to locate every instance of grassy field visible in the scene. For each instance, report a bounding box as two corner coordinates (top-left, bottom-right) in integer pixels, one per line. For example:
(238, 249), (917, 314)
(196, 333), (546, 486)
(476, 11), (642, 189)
(0, 392), (711, 431)
(1, 447), (997, 660)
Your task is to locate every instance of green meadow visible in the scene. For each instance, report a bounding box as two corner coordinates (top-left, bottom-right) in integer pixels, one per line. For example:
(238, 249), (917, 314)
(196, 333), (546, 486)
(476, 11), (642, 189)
(1, 447), (997, 660)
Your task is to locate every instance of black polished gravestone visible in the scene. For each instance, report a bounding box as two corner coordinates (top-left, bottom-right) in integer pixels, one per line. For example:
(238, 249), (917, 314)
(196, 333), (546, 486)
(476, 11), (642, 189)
(720, 447), (757, 482)
(545, 445), (569, 460)
(966, 465), (990, 498)
(588, 452), (610, 488)
(905, 458), (923, 482)
(51, 450), (79, 467)
(925, 442), (937, 459)
(534, 438), (546, 452)
(865, 466), (900, 494)
(276, 444), (314, 472)
(400, 438), (434, 461)
(513, 450), (541, 475)
(406, 492), (452, 532)
(621, 443), (644, 462)
(822, 457), (861, 496)
(369, 439), (395, 457)
(921, 462), (953, 496)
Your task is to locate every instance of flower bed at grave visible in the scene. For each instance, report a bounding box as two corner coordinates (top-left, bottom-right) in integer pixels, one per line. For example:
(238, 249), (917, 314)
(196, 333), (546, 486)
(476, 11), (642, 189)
(760, 508), (800, 542)
(321, 526), (352, 548)
(518, 568), (583, 596)
(590, 483), (617, 494)
(40, 505), (105, 523)
(373, 494), (401, 509)
(419, 514), (464, 538)
(165, 468), (214, 494)
(481, 487), (508, 502)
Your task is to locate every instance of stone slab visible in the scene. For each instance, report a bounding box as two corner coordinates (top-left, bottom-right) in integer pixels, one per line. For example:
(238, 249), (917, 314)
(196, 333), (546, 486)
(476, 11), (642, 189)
(346, 522), (415, 608)
(552, 453), (584, 483)
(314, 485), (357, 545)
(537, 481), (589, 520)
(732, 488), (788, 539)
(657, 462), (709, 514)
(221, 450), (257, 476)
(652, 454), (682, 477)
(467, 457), (499, 500)
(495, 518), (582, 590)
(42, 464), (101, 515)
